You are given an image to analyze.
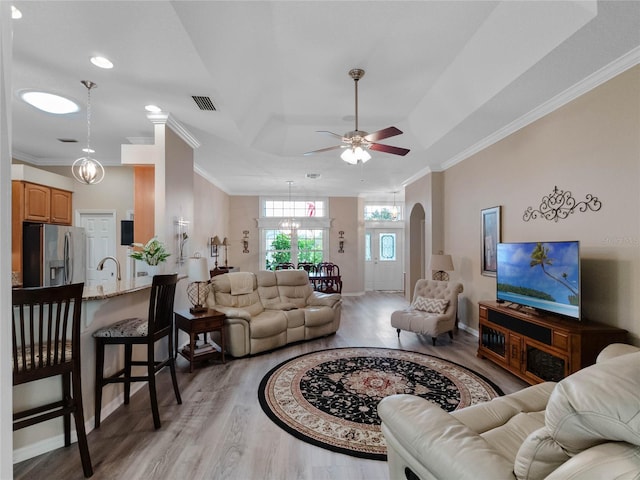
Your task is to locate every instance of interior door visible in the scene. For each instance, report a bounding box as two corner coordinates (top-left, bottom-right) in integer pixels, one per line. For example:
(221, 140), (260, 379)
(365, 228), (404, 291)
(78, 211), (116, 285)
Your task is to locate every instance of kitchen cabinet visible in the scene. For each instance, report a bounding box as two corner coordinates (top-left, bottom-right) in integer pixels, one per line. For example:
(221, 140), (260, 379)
(17, 181), (72, 224)
(11, 181), (73, 274)
(50, 188), (73, 224)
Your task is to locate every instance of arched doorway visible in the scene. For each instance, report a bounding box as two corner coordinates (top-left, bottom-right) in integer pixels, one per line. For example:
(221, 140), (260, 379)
(408, 203), (426, 300)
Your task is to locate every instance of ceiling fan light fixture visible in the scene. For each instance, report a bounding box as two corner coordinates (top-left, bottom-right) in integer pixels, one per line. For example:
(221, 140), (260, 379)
(341, 146), (371, 165)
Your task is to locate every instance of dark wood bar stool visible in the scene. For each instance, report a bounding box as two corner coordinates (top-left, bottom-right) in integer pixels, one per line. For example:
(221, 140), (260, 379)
(12, 283), (93, 478)
(93, 274), (182, 430)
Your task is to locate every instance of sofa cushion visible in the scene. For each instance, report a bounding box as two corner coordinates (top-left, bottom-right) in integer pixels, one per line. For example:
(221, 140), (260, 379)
(304, 306), (334, 327)
(256, 270), (282, 308)
(250, 311), (288, 339)
(546, 351), (640, 452)
(412, 296), (448, 313)
(212, 273), (265, 317)
(275, 270), (314, 308)
(481, 411), (546, 464)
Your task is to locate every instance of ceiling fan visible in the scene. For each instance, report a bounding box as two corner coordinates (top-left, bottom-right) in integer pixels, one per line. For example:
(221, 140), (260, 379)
(304, 68), (410, 164)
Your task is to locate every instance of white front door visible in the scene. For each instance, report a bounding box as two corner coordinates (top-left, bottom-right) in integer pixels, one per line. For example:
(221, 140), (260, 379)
(77, 211), (116, 285)
(365, 228), (404, 291)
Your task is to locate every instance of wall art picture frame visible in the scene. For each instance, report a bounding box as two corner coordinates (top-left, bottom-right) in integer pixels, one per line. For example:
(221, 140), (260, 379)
(481, 206), (501, 277)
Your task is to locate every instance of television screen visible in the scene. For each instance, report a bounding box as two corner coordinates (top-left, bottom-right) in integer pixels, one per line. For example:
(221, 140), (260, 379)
(496, 241), (580, 320)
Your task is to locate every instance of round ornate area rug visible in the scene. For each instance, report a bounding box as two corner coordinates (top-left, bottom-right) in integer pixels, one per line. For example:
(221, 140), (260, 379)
(258, 347), (503, 461)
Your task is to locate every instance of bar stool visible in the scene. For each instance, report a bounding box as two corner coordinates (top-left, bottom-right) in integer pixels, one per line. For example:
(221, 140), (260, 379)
(12, 283), (93, 478)
(93, 274), (182, 429)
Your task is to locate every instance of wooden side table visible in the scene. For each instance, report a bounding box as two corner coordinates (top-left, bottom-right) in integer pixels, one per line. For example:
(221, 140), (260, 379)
(174, 308), (226, 373)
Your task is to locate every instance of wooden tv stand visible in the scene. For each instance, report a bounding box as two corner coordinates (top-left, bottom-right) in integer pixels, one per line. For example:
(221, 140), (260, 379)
(478, 301), (628, 385)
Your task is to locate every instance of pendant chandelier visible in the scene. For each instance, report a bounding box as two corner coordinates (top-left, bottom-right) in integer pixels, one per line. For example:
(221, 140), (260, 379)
(279, 180), (300, 233)
(391, 191), (399, 221)
(72, 80), (105, 185)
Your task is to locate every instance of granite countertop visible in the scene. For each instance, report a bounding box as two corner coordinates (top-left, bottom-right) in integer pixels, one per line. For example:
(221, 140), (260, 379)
(83, 277), (155, 300)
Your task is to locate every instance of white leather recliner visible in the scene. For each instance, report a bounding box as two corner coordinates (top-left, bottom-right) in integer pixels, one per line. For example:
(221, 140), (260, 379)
(378, 343), (640, 480)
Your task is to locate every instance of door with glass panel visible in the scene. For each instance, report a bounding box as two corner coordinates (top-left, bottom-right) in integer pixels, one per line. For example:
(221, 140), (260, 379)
(365, 228), (403, 291)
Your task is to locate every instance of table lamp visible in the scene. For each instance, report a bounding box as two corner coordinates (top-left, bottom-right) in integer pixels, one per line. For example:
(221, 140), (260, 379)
(430, 254), (454, 281)
(187, 254), (210, 313)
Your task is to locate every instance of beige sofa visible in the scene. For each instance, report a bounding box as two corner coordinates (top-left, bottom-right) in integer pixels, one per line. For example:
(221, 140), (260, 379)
(378, 343), (640, 480)
(205, 270), (342, 357)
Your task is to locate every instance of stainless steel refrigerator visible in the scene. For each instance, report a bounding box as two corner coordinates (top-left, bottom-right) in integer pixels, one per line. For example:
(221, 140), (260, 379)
(22, 223), (87, 287)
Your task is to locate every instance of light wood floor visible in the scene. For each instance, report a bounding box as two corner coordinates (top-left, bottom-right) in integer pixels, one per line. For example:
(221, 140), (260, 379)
(14, 292), (528, 480)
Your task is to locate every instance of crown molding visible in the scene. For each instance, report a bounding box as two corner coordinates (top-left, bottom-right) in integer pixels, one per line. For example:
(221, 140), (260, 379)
(194, 164), (230, 195)
(401, 164), (434, 188)
(146, 112), (201, 149)
(441, 46), (640, 171)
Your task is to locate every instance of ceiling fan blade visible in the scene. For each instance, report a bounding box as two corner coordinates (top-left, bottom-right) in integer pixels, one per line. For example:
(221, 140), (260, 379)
(303, 145), (346, 156)
(317, 130), (345, 140)
(364, 126), (403, 142)
(369, 143), (410, 156)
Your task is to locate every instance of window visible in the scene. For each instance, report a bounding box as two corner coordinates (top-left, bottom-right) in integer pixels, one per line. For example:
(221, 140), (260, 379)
(365, 233), (371, 261)
(264, 229), (324, 270)
(364, 204), (401, 221)
(264, 200), (324, 218)
(379, 233), (396, 261)
(259, 196), (330, 269)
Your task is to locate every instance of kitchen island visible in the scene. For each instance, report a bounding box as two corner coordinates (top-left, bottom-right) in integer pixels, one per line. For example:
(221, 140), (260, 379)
(12, 275), (188, 463)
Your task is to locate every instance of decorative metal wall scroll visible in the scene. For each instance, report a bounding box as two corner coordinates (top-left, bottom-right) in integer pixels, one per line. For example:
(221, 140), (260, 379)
(523, 186), (602, 222)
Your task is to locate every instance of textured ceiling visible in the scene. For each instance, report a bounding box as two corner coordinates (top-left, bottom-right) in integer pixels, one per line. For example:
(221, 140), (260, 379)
(9, 1), (640, 198)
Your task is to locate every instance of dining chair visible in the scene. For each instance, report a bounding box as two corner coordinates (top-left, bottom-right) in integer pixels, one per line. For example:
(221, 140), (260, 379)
(12, 283), (93, 478)
(275, 262), (295, 270)
(93, 274), (182, 430)
(316, 262), (343, 293)
(297, 262), (317, 274)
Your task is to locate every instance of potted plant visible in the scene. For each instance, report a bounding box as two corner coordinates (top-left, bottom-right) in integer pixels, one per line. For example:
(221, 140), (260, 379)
(129, 237), (170, 266)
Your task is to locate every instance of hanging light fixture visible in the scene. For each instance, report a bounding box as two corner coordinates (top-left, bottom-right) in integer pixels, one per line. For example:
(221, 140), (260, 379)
(391, 191), (399, 221)
(72, 80), (105, 185)
(279, 181), (300, 233)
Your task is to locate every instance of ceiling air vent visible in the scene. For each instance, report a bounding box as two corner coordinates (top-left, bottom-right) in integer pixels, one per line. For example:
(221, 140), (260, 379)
(58, 138), (78, 143)
(192, 96), (216, 111)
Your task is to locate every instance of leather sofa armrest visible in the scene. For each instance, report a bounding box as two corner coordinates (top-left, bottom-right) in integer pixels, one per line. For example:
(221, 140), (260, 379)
(596, 343), (640, 363)
(378, 395), (516, 480)
(212, 305), (252, 321)
(306, 291), (341, 307)
(452, 382), (555, 433)
(544, 442), (640, 480)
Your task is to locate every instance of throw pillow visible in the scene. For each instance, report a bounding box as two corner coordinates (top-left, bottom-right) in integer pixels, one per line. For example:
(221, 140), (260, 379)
(412, 296), (449, 314)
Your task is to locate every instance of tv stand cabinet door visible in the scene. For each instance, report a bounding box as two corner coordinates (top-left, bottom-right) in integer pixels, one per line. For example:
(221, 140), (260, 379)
(522, 338), (569, 383)
(508, 333), (523, 370)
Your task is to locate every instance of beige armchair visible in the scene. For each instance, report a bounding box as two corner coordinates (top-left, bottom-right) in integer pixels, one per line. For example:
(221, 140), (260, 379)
(391, 279), (463, 345)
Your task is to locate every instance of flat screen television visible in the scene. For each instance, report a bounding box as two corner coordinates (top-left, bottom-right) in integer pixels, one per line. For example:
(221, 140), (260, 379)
(496, 241), (580, 320)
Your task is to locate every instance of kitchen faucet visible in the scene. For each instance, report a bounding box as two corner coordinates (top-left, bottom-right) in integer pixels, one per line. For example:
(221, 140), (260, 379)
(97, 256), (121, 281)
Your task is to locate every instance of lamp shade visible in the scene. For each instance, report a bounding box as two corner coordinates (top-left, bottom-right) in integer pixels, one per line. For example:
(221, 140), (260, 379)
(188, 256), (210, 282)
(429, 254), (454, 272)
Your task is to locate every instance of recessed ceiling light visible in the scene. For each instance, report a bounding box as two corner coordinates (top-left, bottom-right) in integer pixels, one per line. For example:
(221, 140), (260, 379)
(11, 6), (22, 19)
(145, 104), (162, 113)
(20, 90), (79, 114)
(90, 56), (113, 69)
